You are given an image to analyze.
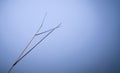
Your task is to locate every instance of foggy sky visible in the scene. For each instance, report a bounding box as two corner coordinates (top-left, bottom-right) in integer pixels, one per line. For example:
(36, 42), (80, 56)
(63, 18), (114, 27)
(0, 0), (120, 73)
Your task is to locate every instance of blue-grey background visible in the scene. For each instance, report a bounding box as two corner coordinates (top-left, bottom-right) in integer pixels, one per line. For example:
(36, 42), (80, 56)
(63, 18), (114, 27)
(0, 0), (120, 73)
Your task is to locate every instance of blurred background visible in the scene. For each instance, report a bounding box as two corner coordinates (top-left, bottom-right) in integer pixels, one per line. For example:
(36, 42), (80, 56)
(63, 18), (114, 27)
(0, 0), (120, 73)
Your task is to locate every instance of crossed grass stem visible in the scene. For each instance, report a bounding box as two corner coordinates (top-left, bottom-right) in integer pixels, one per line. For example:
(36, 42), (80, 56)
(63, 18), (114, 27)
(7, 13), (61, 73)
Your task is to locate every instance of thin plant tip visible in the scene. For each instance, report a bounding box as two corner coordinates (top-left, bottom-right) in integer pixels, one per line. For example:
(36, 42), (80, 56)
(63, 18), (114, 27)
(57, 22), (62, 28)
(35, 22), (62, 36)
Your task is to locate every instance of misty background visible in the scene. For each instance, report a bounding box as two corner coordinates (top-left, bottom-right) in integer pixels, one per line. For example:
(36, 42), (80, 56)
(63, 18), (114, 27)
(0, 0), (120, 73)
